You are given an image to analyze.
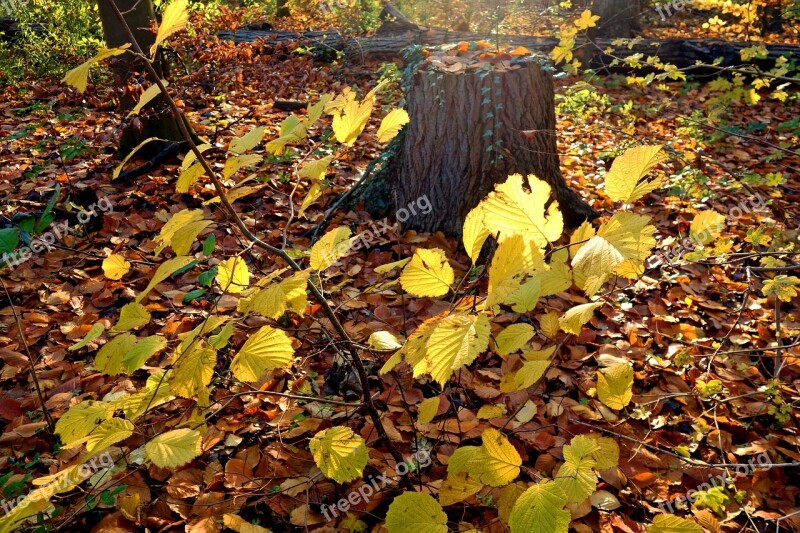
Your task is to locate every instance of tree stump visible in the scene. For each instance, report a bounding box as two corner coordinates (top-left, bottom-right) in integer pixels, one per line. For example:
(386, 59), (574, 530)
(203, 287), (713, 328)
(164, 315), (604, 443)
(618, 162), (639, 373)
(363, 46), (598, 236)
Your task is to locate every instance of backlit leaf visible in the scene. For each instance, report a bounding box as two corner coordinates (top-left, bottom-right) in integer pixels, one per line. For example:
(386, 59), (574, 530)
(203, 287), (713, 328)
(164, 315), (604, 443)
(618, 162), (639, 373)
(151, 0), (189, 55)
(112, 302), (151, 332)
(559, 302), (603, 334)
(228, 126), (266, 154)
(217, 256), (250, 294)
(309, 426), (367, 483)
(145, 428), (202, 468)
(136, 256), (196, 303)
(310, 226), (352, 270)
(103, 254), (130, 280)
(385, 492), (447, 533)
(69, 323), (105, 351)
(597, 362), (633, 410)
(604, 145), (666, 203)
(508, 480), (570, 533)
(376, 108), (409, 142)
(128, 81), (167, 117)
(690, 210), (726, 245)
(400, 248), (454, 298)
(230, 326), (294, 382)
(417, 396), (440, 424)
(495, 323), (535, 356)
(462, 206), (491, 264)
(648, 514), (703, 533)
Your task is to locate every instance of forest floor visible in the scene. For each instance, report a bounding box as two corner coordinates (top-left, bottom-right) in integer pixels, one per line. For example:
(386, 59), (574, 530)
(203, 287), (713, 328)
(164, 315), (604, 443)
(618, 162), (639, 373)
(0, 5), (799, 532)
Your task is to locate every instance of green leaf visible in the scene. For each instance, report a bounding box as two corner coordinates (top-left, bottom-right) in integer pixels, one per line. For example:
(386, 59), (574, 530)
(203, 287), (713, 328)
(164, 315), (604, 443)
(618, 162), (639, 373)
(68, 323), (105, 351)
(0, 228), (19, 253)
(309, 426), (368, 483)
(202, 234), (216, 256)
(112, 302), (151, 332)
(508, 480), (570, 533)
(385, 492), (448, 533)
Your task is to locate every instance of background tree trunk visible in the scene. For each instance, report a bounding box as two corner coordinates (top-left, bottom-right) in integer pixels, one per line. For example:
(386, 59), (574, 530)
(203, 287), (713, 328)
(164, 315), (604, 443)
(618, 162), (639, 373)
(97, 0), (185, 157)
(362, 56), (598, 236)
(589, 0), (641, 38)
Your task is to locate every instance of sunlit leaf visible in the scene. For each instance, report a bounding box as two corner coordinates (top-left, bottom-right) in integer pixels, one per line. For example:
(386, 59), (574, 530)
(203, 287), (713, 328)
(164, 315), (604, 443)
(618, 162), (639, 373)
(509, 480), (570, 533)
(230, 326), (294, 382)
(310, 226), (352, 270)
(400, 248), (454, 298)
(151, 0), (189, 55)
(228, 126), (266, 155)
(145, 428), (202, 468)
(559, 302), (602, 334)
(103, 254), (131, 280)
(376, 108), (409, 142)
(309, 426), (368, 483)
(128, 81), (167, 117)
(385, 492), (447, 533)
(217, 256), (250, 294)
(604, 145), (666, 203)
(597, 362), (634, 410)
(112, 302), (151, 332)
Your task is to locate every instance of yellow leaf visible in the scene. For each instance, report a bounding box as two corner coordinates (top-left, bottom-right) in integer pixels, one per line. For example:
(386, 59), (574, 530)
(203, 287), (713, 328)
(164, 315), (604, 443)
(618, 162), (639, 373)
(402, 313), (490, 386)
(486, 235), (532, 308)
(145, 428), (202, 468)
(497, 482), (528, 525)
(368, 331), (403, 351)
(512, 347), (554, 391)
(508, 480), (570, 533)
(112, 302), (151, 332)
(690, 210), (726, 246)
(103, 254), (130, 280)
(176, 163), (205, 193)
(298, 155), (335, 182)
(298, 182), (324, 217)
(495, 323), (535, 356)
(506, 277), (542, 313)
(596, 212), (656, 278)
(559, 302), (603, 334)
(571, 235), (625, 296)
(217, 256), (250, 294)
(223, 154), (262, 179)
(69, 323), (105, 351)
(55, 400), (113, 446)
(763, 275), (800, 302)
(84, 418), (134, 454)
(170, 345), (217, 398)
(574, 9), (600, 30)
(228, 126), (266, 154)
(123, 335), (167, 372)
(309, 426), (368, 483)
(374, 258), (411, 274)
(63, 46), (129, 93)
(128, 81), (167, 117)
(604, 145), (666, 203)
(95, 333), (137, 375)
(376, 108), (410, 143)
(479, 174), (563, 250)
(587, 434), (619, 470)
(310, 226), (352, 270)
(449, 428), (521, 487)
(554, 435), (598, 503)
(385, 492), (447, 533)
(539, 311), (561, 338)
(238, 271), (309, 319)
(223, 514), (273, 533)
(597, 362), (633, 410)
(181, 143), (213, 170)
(648, 514), (704, 533)
(331, 90), (374, 146)
(477, 404), (507, 419)
(399, 248), (454, 298)
(154, 209), (206, 256)
(440, 472), (483, 506)
(230, 325), (294, 382)
(416, 396), (440, 424)
(151, 0), (189, 55)
(569, 221), (596, 259)
(462, 206), (491, 264)
(136, 256), (196, 303)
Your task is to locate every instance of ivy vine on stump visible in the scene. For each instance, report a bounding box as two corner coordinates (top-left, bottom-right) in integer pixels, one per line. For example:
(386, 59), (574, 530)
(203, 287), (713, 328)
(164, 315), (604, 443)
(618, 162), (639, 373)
(363, 44), (598, 236)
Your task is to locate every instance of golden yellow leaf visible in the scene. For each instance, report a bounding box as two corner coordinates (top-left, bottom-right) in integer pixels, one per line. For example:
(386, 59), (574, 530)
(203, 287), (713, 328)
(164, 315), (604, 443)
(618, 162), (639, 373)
(400, 248), (454, 298)
(103, 254), (131, 280)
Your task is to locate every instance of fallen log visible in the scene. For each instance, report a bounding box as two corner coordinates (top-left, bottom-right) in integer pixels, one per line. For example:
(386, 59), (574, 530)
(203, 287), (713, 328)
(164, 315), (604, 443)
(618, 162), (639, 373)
(216, 27), (800, 75)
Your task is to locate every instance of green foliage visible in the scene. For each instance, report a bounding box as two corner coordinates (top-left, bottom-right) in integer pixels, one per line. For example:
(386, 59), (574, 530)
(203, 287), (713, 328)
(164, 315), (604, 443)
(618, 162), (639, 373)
(0, 0), (103, 84)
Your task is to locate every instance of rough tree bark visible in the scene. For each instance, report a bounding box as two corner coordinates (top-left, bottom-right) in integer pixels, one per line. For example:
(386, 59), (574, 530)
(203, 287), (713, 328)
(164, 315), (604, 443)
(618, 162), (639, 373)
(97, 0), (185, 157)
(362, 56), (598, 236)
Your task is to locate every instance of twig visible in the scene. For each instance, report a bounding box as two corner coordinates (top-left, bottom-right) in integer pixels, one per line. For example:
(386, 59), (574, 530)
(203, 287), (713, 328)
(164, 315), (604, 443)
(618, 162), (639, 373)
(0, 276), (55, 433)
(105, 0), (410, 483)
